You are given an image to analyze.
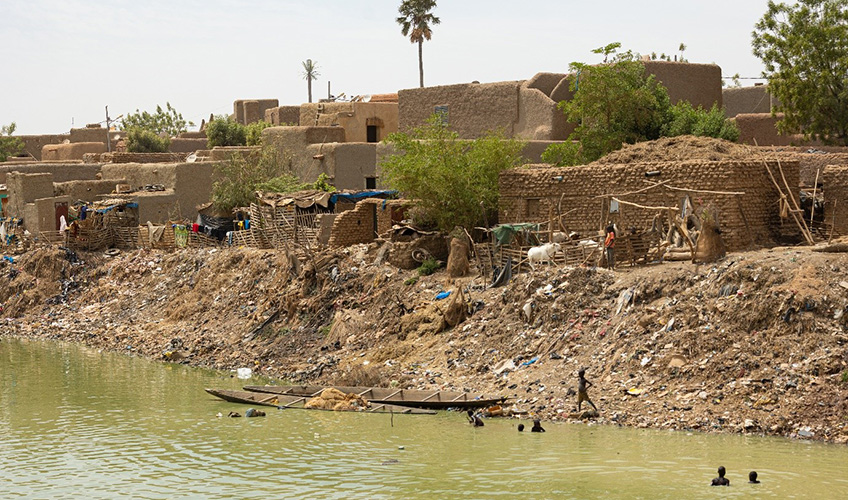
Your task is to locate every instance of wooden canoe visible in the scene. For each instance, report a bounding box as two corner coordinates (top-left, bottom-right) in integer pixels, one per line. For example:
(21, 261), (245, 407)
(205, 388), (436, 414)
(242, 385), (508, 410)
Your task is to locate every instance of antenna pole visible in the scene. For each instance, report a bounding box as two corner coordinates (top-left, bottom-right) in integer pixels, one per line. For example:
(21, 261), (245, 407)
(328, 81), (331, 101)
(105, 105), (112, 152)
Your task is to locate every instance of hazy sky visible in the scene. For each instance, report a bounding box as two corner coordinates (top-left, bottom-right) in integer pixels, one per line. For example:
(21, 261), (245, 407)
(1, 0), (778, 136)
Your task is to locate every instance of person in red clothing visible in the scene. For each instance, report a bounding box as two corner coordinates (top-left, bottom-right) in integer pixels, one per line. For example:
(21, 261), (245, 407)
(604, 223), (616, 270)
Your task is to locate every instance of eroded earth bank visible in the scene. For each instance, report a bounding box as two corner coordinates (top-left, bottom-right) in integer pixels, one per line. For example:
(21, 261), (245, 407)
(2, 243), (847, 444)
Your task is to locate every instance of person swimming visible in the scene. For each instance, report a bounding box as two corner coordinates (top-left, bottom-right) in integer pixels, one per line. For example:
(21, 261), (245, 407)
(748, 471), (760, 484)
(711, 466), (730, 486)
(517, 424), (525, 432)
(467, 410), (484, 427)
(531, 419), (545, 432)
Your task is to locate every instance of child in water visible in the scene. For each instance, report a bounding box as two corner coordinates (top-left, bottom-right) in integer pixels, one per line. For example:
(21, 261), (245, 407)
(467, 410), (484, 427)
(711, 466), (730, 486)
(531, 419), (545, 432)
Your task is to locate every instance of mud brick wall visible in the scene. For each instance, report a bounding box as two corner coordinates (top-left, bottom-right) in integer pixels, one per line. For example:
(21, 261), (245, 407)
(376, 199), (410, 236)
(110, 152), (190, 164)
(723, 86), (776, 117)
(822, 165), (848, 235)
(499, 160), (801, 251)
(643, 61), (722, 110)
(328, 200), (377, 248)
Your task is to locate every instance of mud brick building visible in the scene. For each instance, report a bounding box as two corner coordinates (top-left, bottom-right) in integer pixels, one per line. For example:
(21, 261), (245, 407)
(499, 160), (801, 251)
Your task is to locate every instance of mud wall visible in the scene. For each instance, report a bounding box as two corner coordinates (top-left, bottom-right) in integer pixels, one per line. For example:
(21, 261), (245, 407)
(399, 81), (525, 139)
(821, 165), (848, 235)
(300, 102), (398, 143)
(643, 61), (722, 110)
(265, 106), (301, 126)
(499, 159), (800, 251)
(328, 200), (377, 248)
(6, 172), (55, 218)
(17, 135), (68, 161)
(723, 86), (775, 117)
(0, 163), (101, 185)
(54, 179), (127, 202)
(233, 99), (279, 125)
(736, 113), (818, 147)
(42, 142), (107, 161)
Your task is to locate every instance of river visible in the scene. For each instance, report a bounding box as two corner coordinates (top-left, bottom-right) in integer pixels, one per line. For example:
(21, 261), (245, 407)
(1, 337), (846, 499)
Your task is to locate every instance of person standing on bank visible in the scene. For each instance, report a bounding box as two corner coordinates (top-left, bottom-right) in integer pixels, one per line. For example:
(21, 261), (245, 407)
(604, 224), (616, 270)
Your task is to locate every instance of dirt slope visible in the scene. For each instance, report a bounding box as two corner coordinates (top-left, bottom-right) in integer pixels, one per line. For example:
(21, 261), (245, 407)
(1, 242), (847, 443)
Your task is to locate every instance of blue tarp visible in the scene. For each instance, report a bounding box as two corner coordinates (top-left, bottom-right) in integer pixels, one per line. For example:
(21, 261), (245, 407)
(329, 191), (397, 204)
(94, 202), (138, 214)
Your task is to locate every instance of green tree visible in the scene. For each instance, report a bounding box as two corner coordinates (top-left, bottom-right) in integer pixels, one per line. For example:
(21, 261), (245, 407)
(302, 59), (320, 104)
(206, 116), (247, 148)
(0, 122), (24, 162)
(397, 0), (440, 88)
(753, 0), (848, 145)
(121, 102), (193, 137)
(381, 116), (525, 231)
(126, 128), (170, 153)
(547, 43), (671, 166)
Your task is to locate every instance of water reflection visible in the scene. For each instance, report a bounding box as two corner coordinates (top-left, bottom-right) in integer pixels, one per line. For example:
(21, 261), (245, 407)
(1, 337), (847, 499)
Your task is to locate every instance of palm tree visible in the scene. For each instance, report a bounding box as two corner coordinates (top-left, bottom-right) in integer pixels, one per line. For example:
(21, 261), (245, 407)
(396, 0), (440, 88)
(302, 59), (320, 103)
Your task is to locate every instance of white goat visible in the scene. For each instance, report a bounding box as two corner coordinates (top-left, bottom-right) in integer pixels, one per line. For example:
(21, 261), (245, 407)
(527, 242), (561, 270)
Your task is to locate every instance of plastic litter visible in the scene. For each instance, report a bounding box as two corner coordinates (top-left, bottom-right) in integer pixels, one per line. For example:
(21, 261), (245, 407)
(435, 291), (451, 300)
(521, 356), (538, 367)
(236, 367), (253, 379)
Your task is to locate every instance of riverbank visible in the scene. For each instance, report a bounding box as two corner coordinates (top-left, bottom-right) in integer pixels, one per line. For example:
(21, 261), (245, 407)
(2, 242), (847, 443)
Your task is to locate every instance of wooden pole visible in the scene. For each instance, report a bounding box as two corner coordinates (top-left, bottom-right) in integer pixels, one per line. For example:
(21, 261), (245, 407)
(810, 168), (820, 226)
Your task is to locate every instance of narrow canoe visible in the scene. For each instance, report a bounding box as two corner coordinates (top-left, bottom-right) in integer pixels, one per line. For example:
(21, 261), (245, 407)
(243, 385), (508, 410)
(205, 388), (436, 415)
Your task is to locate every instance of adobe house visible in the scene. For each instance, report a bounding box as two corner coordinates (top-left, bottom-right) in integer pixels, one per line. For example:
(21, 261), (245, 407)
(399, 62), (723, 141)
(499, 158), (801, 252)
(299, 101), (399, 144)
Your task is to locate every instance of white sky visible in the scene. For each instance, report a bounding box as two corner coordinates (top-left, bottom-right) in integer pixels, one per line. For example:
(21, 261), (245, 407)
(1, 0), (777, 136)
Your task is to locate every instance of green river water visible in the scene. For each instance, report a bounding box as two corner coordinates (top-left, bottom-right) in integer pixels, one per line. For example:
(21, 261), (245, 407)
(1, 337), (847, 499)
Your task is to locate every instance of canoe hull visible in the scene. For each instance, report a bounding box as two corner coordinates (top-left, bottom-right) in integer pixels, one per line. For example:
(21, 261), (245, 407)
(243, 385), (507, 410)
(205, 388), (436, 414)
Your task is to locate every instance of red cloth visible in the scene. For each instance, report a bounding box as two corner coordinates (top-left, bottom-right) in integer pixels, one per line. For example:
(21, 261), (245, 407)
(604, 232), (615, 248)
(192, 223), (200, 233)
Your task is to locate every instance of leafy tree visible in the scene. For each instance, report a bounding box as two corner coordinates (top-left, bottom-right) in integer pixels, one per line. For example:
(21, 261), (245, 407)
(1, 122), (24, 161)
(206, 116), (247, 148)
(542, 43), (740, 166)
(126, 128), (170, 153)
(381, 116), (525, 231)
(245, 120), (273, 146)
(397, 0), (440, 88)
(752, 0), (848, 145)
(662, 102), (740, 142)
(548, 43), (671, 166)
(121, 102), (193, 137)
(302, 59), (319, 104)
(212, 145), (291, 212)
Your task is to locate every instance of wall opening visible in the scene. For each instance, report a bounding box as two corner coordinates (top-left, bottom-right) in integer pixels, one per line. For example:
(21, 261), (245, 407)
(365, 177), (377, 189)
(366, 125), (378, 143)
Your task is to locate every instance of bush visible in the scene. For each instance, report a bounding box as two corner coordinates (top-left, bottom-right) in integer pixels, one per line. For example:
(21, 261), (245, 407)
(206, 116), (247, 148)
(126, 128), (170, 153)
(663, 102), (740, 142)
(417, 257), (442, 276)
(1, 122), (24, 161)
(245, 120), (273, 146)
